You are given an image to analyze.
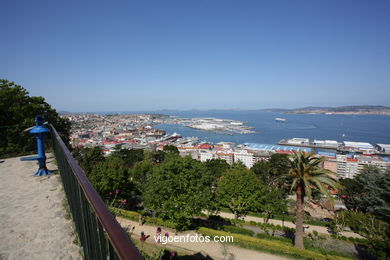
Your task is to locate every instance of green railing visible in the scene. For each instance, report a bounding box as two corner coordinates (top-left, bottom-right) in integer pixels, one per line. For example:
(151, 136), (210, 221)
(51, 125), (143, 260)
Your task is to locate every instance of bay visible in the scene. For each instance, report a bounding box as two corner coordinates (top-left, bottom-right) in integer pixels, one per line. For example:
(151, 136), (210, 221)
(153, 110), (390, 145)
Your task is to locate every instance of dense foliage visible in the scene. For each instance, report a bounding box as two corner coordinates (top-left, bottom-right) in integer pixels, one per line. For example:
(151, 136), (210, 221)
(336, 165), (390, 259)
(340, 165), (390, 222)
(89, 156), (134, 199)
(72, 145), (390, 258)
(72, 146), (105, 175)
(216, 168), (266, 219)
(0, 79), (71, 157)
(73, 146), (290, 228)
(143, 156), (213, 229)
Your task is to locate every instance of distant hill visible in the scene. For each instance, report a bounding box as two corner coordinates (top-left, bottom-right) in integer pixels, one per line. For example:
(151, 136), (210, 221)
(264, 105), (390, 115)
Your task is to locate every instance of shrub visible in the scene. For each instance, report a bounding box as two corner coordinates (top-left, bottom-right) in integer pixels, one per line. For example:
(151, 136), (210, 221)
(112, 207), (140, 221)
(222, 225), (254, 236)
(144, 216), (176, 229)
(255, 233), (293, 244)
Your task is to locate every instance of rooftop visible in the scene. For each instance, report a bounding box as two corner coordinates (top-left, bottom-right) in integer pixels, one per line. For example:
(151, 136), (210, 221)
(244, 143), (313, 153)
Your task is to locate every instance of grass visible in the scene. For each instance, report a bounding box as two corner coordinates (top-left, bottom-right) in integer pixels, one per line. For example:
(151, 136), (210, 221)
(62, 198), (72, 220)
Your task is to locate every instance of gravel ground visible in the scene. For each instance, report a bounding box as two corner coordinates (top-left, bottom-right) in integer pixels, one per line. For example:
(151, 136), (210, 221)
(0, 154), (81, 260)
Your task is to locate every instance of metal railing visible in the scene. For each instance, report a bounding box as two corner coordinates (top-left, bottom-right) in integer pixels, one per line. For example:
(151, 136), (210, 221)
(50, 125), (143, 260)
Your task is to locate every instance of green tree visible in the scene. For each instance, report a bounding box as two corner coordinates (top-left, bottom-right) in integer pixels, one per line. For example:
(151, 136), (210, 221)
(144, 150), (166, 164)
(72, 146), (105, 175)
(288, 151), (338, 249)
(251, 154), (291, 197)
(151, 150), (166, 164)
(143, 156), (213, 229)
(129, 159), (154, 193)
(216, 168), (266, 219)
(0, 79), (71, 157)
(340, 165), (390, 222)
(162, 145), (179, 155)
(333, 211), (390, 260)
(89, 156), (136, 202)
(251, 160), (271, 182)
(204, 158), (230, 180)
(261, 188), (288, 223)
(110, 148), (144, 168)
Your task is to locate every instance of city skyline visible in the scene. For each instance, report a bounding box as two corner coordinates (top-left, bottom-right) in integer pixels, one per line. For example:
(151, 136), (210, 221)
(1, 0), (390, 112)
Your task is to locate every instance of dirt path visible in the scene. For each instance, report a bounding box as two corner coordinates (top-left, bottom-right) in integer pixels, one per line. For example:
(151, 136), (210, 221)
(117, 217), (291, 260)
(218, 212), (362, 239)
(0, 155), (81, 260)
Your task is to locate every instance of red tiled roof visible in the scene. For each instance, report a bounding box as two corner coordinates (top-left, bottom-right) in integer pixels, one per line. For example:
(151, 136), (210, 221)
(197, 144), (212, 149)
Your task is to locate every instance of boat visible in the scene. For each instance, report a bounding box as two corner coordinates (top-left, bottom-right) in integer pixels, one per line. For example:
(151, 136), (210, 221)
(275, 118), (286, 122)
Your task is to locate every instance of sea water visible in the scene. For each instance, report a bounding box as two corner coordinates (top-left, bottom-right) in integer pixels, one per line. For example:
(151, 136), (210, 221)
(153, 110), (390, 145)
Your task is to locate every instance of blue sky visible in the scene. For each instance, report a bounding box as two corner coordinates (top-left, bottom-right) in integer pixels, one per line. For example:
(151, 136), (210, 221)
(1, 0), (390, 112)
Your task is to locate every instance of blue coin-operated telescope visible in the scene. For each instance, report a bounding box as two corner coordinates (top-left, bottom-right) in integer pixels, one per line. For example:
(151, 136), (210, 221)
(20, 116), (52, 176)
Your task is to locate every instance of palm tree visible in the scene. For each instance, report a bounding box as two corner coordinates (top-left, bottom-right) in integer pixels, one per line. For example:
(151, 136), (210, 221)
(288, 150), (338, 249)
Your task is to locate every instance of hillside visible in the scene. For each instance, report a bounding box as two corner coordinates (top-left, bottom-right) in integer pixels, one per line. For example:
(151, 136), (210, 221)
(264, 105), (390, 115)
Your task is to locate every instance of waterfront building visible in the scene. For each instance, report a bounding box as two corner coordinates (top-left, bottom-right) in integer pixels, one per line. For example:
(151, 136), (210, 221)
(335, 155), (359, 179)
(178, 147), (199, 160)
(216, 142), (235, 149)
(376, 144), (390, 154)
(243, 143), (312, 153)
(199, 150), (215, 162)
(313, 139), (340, 149)
(356, 155), (389, 172)
(325, 154), (390, 178)
(286, 138), (310, 145)
(342, 141), (376, 154)
(215, 151), (234, 164)
(234, 149), (255, 168)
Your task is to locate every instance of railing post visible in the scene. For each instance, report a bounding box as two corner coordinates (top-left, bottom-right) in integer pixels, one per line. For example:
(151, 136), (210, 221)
(50, 125), (143, 260)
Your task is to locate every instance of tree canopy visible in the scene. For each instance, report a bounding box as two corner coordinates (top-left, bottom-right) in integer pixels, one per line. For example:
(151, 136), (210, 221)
(110, 148), (144, 168)
(251, 154), (291, 197)
(340, 165), (390, 222)
(162, 145), (179, 155)
(89, 156), (135, 200)
(204, 158), (230, 180)
(0, 79), (71, 157)
(72, 146), (105, 175)
(143, 155), (213, 229)
(216, 168), (266, 219)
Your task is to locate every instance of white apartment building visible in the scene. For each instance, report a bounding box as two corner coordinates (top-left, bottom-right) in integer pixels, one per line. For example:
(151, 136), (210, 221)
(215, 152), (234, 165)
(332, 154), (389, 178)
(335, 155), (359, 178)
(356, 156), (389, 172)
(199, 150), (215, 162)
(234, 149), (255, 168)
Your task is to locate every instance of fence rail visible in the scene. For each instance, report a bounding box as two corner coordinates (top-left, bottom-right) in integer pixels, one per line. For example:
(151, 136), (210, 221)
(51, 125), (143, 260)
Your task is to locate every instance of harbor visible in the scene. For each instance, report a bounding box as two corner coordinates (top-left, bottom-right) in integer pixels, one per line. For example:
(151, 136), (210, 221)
(278, 138), (390, 156)
(161, 116), (256, 135)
